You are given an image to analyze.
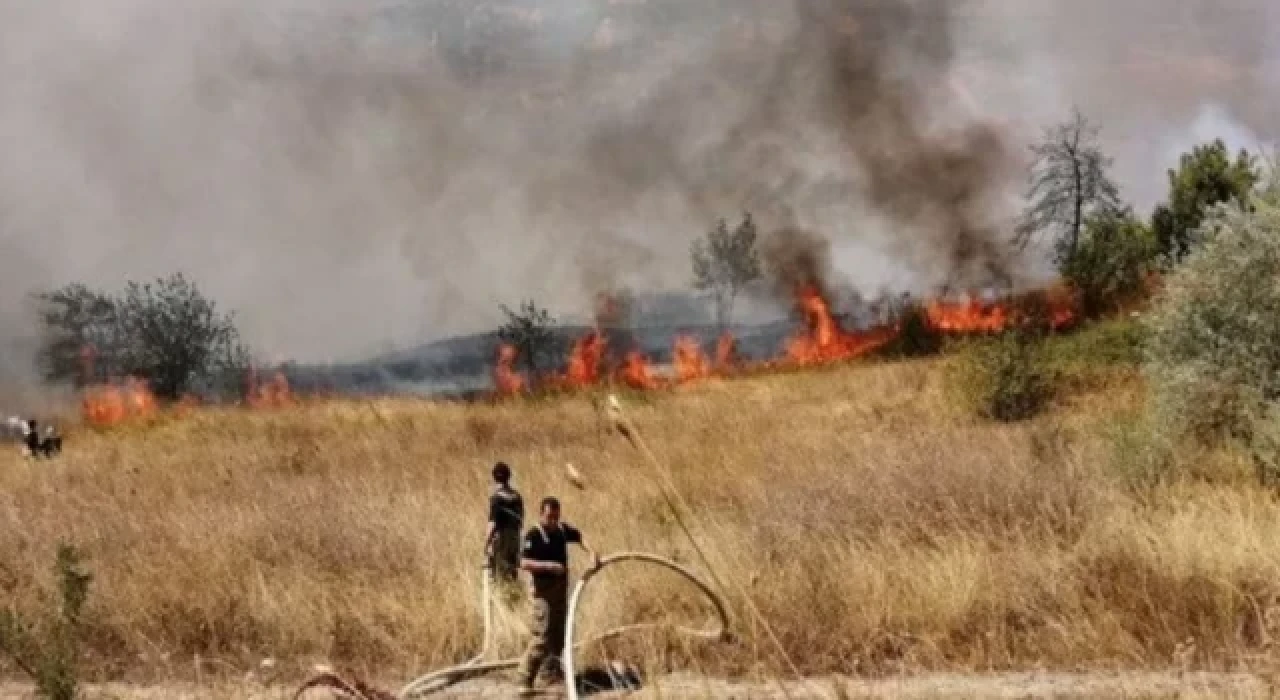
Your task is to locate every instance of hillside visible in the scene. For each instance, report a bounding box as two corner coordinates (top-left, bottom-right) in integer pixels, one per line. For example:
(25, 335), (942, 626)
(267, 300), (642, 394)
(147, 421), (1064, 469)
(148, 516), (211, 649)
(3, 318), (1280, 696)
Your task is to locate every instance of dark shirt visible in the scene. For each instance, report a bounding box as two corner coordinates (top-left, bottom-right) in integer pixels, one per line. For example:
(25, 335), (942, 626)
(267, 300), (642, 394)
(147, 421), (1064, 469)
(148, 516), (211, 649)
(522, 522), (581, 582)
(488, 485), (523, 532)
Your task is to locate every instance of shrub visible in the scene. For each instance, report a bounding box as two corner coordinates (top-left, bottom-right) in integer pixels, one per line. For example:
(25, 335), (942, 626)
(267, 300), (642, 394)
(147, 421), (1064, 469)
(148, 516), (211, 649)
(951, 326), (1056, 423)
(1142, 168), (1280, 475)
(1061, 208), (1159, 317)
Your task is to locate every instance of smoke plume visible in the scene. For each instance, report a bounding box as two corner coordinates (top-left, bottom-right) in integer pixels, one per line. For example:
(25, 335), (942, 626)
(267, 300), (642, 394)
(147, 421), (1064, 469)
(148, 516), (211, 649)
(0, 0), (1277, 393)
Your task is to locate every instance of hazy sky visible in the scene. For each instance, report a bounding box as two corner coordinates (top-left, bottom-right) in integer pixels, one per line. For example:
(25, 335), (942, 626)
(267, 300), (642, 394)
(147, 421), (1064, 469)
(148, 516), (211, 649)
(0, 0), (1276, 379)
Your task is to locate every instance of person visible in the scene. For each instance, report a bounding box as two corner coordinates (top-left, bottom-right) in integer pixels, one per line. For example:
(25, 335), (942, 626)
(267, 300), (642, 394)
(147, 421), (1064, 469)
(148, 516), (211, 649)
(483, 462), (524, 589)
(517, 496), (599, 697)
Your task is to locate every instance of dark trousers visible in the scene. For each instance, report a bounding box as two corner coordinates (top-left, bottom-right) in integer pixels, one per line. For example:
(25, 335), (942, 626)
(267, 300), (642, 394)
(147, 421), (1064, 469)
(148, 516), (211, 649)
(518, 576), (569, 687)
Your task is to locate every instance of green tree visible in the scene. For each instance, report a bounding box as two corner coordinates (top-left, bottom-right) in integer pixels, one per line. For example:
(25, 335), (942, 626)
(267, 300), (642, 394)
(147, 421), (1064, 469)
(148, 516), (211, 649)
(1142, 167), (1280, 479)
(1151, 139), (1259, 264)
(1014, 109), (1122, 264)
(1060, 206), (1158, 317)
(497, 299), (558, 377)
(34, 273), (250, 400)
(691, 212), (763, 330)
(32, 284), (120, 387)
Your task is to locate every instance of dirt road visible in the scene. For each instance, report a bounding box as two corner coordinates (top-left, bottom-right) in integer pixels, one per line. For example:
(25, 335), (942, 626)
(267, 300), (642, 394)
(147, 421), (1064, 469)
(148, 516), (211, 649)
(1, 670), (1272, 699)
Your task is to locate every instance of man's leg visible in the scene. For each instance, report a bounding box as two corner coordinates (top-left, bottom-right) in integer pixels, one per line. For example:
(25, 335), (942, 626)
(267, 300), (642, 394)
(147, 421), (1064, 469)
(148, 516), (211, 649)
(517, 595), (550, 693)
(540, 584), (569, 685)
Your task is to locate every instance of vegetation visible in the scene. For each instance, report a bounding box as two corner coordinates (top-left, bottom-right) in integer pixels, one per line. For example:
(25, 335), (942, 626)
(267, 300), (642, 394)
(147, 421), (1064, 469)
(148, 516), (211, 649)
(34, 273), (250, 400)
(1059, 206), (1158, 317)
(1151, 139), (1260, 264)
(950, 325), (1056, 422)
(496, 298), (560, 377)
(1014, 109), (1123, 263)
(691, 212), (763, 330)
(0, 544), (92, 700)
(1142, 167), (1280, 477)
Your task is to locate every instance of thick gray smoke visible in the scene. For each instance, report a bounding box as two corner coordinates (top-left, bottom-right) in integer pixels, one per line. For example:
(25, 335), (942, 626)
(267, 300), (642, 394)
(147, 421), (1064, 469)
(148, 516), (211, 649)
(1, 0), (1277, 392)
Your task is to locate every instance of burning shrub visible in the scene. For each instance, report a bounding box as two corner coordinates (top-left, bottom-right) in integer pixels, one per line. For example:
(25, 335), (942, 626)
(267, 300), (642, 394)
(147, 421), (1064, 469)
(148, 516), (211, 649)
(951, 326), (1056, 423)
(1142, 168), (1280, 469)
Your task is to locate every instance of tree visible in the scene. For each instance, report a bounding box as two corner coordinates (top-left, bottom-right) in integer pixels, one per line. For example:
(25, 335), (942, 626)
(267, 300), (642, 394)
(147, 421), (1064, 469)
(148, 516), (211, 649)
(34, 273), (250, 400)
(1060, 206), (1158, 317)
(691, 212), (762, 330)
(497, 299), (558, 377)
(32, 284), (120, 387)
(1142, 167), (1280, 470)
(1151, 139), (1259, 264)
(1014, 109), (1122, 265)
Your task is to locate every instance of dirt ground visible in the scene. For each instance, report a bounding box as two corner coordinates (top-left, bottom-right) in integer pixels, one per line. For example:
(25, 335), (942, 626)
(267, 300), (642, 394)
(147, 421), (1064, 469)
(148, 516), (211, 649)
(0, 671), (1274, 699)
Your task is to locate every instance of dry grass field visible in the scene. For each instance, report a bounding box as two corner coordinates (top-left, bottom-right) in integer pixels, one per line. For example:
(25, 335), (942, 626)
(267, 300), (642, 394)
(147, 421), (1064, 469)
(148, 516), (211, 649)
(3, 327), (1280, 693)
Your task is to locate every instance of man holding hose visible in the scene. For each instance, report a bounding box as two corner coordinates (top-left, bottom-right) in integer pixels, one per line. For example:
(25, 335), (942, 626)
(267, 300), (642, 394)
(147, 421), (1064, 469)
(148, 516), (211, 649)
(517, 496), (600, 696)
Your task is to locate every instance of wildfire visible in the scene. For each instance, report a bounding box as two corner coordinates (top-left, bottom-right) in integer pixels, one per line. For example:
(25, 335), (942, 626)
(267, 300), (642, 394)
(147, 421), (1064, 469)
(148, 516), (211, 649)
(246, 369), (293, 408)
(785, 285), (899, 366)
(81, 377), (158, 427)
(619, 350), (659, 390)
(564, 331), (607, 387)
(493, 344), (527, 396)
(488, 281), (1084, 398)
(673, 335), (712, 383)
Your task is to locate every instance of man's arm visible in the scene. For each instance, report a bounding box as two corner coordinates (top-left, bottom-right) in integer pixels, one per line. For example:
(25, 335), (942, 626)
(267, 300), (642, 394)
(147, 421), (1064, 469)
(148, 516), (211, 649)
(568, 525), (601, 569)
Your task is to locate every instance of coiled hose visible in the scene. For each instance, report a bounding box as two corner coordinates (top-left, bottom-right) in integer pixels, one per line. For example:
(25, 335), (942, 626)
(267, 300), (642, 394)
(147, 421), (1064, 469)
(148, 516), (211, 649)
(294, 551), (730, 700)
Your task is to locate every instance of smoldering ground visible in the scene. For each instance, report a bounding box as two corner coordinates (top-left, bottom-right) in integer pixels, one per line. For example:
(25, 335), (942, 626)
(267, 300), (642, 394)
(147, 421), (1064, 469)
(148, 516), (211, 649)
(0, 0), (1277, 393)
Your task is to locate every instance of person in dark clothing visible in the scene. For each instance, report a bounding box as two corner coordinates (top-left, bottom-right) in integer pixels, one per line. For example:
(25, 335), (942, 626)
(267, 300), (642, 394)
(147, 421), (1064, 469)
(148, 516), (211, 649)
(517, 496), (599, 696)
(483, 462), (524, 590)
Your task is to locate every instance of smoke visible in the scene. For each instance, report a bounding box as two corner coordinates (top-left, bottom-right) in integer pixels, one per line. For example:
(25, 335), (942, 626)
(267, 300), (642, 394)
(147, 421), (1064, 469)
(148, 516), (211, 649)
(1, 0), (1278, 393)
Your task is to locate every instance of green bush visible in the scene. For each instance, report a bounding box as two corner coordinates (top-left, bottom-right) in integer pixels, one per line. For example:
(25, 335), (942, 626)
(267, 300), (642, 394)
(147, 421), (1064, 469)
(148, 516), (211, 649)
(1142, 167), (1280, 476)
(951, 326), (1056, 423)
(1060, 208), (1158, 317)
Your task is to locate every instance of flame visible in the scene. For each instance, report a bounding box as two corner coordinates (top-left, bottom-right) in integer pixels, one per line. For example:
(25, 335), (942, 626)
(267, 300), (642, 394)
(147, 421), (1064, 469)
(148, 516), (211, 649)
(246, 369), (293, 408)
(673, 335), (712, 383)
(81, 377), (158, 427)
(493, 344), (526, 396)
(714, 332), (737, 371)
(784, 284), (899, 366)
(490, 281), (1086, 397)
(925, 296), (1009, 334)
(565, 331), (607, 386)
(618, 350), (659, 390)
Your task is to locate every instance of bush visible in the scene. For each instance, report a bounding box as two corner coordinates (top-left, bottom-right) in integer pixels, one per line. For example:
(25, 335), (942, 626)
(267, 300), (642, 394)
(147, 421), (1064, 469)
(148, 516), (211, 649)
(951, 326), (1056, 422)
(1142, 168), (1280, 473)
(1061, 208), (1158, 317)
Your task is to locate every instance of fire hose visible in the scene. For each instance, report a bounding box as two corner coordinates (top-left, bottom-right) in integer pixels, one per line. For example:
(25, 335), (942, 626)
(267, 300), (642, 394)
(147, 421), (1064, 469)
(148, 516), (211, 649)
(294, 553), (730, 700)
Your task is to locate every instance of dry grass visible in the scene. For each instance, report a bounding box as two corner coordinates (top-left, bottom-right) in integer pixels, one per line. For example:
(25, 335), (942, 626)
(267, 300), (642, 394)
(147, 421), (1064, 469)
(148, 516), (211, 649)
(2, 353), (1280, 686)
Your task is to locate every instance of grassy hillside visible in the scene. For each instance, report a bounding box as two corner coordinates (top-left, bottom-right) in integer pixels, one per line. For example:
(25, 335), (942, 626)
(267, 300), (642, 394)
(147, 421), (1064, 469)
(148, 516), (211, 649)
(2, 319), (1278, 685)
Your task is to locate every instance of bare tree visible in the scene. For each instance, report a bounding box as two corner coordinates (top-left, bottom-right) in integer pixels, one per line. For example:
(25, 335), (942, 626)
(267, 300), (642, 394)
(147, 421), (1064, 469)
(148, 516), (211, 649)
(1014, 109), (1122, 264)
(691, 212), (762, 330)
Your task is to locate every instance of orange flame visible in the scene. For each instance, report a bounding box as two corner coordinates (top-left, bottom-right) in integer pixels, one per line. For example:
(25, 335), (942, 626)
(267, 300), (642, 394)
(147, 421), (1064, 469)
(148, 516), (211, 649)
(784, 285), (899, 366)
(246, 368), (293, 408)
(493, 344), (526, 396)
(81, 377), (158, 427)
(490, 281), (1085, 397)
(618, 350), (659, 390)
(565, 331), (607, 386)
(673, 335), (712, 383)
